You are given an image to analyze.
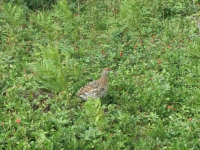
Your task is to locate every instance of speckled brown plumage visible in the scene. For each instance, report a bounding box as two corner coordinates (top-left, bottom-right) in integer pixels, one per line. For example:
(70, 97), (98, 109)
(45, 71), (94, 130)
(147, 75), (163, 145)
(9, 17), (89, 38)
(77, 68), (111, 100)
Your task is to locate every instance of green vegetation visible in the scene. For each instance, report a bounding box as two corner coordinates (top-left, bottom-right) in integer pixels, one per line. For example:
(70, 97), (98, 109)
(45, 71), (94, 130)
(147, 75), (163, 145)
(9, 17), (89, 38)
(0, 0), (200, 149)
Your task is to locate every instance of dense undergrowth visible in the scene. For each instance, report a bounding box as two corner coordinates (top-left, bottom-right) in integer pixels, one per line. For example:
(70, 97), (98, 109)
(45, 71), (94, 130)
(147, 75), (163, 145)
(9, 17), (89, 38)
(0, 0), (200, 149)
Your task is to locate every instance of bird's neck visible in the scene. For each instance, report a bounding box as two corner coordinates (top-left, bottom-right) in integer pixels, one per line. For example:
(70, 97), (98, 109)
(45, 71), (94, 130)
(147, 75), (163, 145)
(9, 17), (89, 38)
(101, 75), (108, 82)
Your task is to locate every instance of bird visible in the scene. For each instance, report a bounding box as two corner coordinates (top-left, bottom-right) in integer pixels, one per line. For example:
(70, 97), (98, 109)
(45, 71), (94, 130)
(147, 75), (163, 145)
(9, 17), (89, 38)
(77, 67), (111, 100)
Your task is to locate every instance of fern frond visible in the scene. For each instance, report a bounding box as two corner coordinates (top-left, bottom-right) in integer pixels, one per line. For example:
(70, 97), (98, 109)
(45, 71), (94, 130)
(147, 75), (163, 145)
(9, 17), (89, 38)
(83, 99), (106, 127)
(34, 45), (67, 92)
(53, 0), (72, 22)
(1, 3), (26, 26)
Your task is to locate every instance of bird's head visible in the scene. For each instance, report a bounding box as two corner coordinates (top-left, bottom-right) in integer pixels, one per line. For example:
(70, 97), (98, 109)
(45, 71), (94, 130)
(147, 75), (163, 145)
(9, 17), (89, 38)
(102, 67), (111, 76)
